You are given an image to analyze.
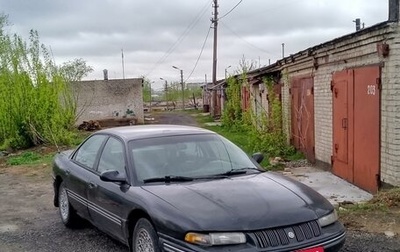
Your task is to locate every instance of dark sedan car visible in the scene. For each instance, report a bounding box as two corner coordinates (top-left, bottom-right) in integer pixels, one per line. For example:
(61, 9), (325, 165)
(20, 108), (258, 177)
(52, 125), (345, 252)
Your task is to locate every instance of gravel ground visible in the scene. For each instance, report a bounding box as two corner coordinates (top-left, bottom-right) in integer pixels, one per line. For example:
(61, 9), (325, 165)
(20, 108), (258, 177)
(1, 113), (400, 251)
(2, 212), (400, 252)
(1, 168), (399, 252)
(343, 231), (400, 252)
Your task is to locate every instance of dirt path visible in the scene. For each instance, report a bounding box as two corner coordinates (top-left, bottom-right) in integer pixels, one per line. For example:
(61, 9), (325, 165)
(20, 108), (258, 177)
(148, 112), (198, 126)
(0, 165), (127, 252)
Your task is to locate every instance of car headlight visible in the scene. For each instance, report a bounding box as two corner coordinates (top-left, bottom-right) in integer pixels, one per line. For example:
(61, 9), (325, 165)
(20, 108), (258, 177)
(318, 210), (338, 227)
(185, 232), (246, 246)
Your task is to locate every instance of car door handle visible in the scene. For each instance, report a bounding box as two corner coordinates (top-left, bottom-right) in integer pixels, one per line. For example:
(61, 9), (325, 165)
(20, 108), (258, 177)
(88, 182), (97, 189)
(65, 170), (71, 176)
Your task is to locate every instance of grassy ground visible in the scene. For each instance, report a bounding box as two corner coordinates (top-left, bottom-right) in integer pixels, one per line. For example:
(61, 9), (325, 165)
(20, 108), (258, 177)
(6, 151), (54, 166)
(338, 188), (400, 234)
(2, 130), (90, 167)
(187, 111), (280, 169)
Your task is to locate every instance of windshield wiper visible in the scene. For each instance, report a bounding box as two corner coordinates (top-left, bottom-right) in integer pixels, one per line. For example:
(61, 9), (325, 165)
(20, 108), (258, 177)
(143, 175), (194, 183)
(219, 167), (265, 176)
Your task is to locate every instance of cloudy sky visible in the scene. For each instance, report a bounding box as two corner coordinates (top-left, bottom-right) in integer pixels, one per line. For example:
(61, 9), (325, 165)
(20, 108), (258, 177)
(1, 0), (389, 90)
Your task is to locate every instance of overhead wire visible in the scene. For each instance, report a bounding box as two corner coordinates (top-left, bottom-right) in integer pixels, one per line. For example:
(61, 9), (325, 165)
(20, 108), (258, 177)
(220, 21), (279, 57)
(219, 0), (243, 20)
(184, 25), (213, 82)
(226, 0), (299, 21)
(183, 0), (243, 82)
(218, 0), (300, 60)
(145, 0), (212, 76)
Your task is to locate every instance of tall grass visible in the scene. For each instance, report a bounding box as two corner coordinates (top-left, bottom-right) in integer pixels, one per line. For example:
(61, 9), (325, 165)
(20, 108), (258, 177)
(0, 19), (76, 150)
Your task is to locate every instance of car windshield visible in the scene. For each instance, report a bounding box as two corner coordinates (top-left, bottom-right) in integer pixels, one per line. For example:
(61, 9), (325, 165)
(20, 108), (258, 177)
(129, 133), (262, 182)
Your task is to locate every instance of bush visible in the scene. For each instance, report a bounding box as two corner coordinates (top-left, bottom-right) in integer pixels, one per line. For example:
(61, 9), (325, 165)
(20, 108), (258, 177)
(222, 71), (294, 159)
(0, 17), (76, 150)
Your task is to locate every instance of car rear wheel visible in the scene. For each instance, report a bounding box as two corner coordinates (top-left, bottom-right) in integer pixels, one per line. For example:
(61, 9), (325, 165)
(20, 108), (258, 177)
(58, 181), (79, 228)
(133, 218), (161, 252)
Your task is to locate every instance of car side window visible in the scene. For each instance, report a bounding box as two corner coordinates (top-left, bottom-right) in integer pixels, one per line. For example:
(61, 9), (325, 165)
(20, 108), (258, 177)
(74, 135), (107, 169)
(98, 137), (126, 175)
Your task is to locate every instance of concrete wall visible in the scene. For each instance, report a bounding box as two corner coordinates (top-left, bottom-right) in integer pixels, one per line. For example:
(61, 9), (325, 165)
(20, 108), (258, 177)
(71, 78), (144, 124)
(276, 22), (400, 186)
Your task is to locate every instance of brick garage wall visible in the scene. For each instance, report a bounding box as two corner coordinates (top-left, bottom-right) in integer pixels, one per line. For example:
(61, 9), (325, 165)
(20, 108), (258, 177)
(381, 24), (400, 186)
(71, 78), (144, 124)
(278, 23), (400, 186)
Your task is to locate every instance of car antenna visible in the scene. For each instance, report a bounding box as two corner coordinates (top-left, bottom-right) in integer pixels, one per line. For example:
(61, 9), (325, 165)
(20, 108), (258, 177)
(47, 125), (61, 153)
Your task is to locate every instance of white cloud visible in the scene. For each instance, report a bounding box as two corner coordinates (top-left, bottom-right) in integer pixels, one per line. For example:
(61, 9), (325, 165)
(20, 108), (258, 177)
(1, 0), (389, 90)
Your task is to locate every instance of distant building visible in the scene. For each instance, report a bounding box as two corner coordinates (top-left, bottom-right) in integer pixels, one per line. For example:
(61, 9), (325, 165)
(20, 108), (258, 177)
(71, 78), (144, 124)
(186, 82), (203, 89)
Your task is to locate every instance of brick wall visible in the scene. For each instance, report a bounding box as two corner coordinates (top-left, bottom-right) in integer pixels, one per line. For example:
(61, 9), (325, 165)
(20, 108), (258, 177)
(277, 23), (400, 186)
(381, 24), (400, 186)
(71, 78), (144, 124)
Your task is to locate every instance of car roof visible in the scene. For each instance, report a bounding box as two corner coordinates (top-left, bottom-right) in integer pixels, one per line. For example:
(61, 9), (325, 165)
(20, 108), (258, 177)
(95, 124), (215, 141)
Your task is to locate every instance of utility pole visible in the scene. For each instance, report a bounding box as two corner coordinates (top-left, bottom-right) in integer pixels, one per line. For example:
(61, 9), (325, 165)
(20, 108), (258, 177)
(160, 78), (168, 110)
(211, 0), (218, 117)
(149, 81), (154, 113)
(121, 49), (125, 79)
(165, 80), (169, 110)
(172, 66), (185, 110)
(180, 69), (184, 110)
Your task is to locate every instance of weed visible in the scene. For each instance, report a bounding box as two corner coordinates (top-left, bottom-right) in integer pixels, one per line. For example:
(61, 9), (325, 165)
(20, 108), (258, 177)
(6, 151), (54, 166)
(286, 151), (305, 161)
(0, 15), (83, 150)
(338, 188), (400, 215)
(221, 73), (295, 161)
(369, 188), (400, 207)
(195, 113), (216, 124)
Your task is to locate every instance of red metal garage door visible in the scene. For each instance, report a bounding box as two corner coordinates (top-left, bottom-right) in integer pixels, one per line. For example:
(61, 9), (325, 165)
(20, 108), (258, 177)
(332, 66), (380, 193)
(353, 66), (380, 193)
(332, 70), (354, 182)
(291, 77), (315, 163)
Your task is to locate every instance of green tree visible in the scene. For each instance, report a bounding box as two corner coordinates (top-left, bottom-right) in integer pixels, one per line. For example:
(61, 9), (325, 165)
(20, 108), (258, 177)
(142, 77), (152, 103)
(0, 14), (78, 149)
(59, 58), (93, 82)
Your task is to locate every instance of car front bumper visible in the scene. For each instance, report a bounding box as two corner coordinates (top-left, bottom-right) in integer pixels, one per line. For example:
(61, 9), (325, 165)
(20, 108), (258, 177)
(158, 222), (345, 252)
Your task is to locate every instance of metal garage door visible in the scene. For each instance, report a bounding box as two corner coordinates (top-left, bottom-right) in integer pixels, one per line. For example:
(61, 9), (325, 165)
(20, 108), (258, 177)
(291, 77), (315, 163)
(332, 66), (380, 193)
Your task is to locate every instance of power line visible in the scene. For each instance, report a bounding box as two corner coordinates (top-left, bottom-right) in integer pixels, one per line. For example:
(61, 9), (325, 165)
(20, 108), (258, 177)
(219, 0), (243, 20)
(184, 25), (213, 82)
(220, 21), (279, 57)
(145, 0), (212, 76)
(227, 0), (299, 20)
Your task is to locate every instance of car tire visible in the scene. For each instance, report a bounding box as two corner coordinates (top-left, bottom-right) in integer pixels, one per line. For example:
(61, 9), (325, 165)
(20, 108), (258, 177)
(58, 181), (79, 228)
(132, 218), (161, 252)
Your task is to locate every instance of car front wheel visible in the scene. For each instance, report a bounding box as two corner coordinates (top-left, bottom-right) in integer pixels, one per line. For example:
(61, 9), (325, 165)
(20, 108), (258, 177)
(132, 218), (161, 252)
(58, 181), (79, 228)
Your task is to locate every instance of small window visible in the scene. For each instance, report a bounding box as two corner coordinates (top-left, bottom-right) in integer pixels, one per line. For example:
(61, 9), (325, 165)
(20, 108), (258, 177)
(98, 137), (126, 175)
(74, 135), (107, 169)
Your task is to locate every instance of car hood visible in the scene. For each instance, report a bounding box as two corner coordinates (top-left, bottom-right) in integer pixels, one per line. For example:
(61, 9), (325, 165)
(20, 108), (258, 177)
(142, 172), (332, 231)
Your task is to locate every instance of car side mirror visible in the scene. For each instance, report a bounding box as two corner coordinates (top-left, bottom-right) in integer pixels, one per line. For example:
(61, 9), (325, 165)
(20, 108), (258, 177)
(252, 152), (264, 164)
(100, 170), (127, 183)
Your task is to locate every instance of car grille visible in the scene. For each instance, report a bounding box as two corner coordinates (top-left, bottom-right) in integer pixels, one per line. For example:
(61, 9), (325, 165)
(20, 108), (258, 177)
(250, 220), (322, 248)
